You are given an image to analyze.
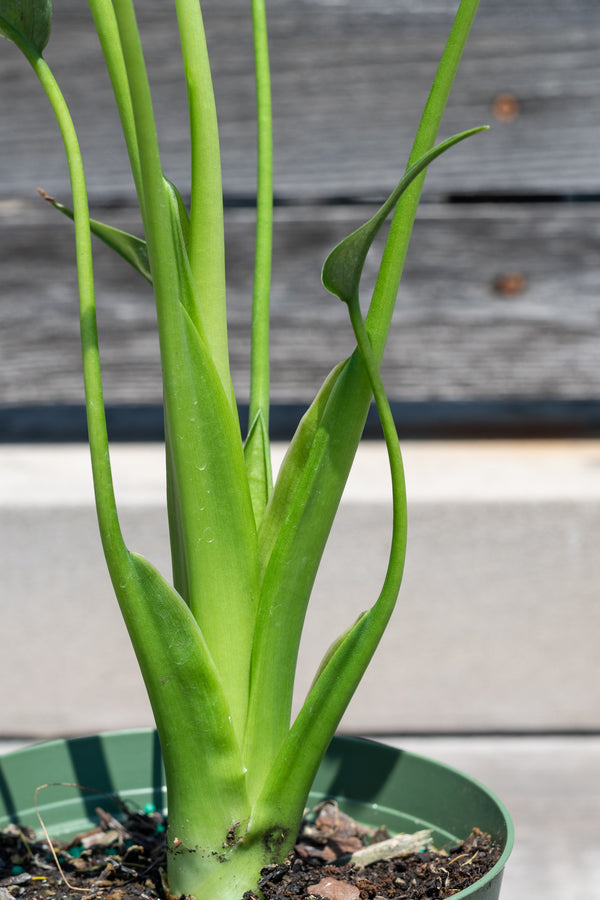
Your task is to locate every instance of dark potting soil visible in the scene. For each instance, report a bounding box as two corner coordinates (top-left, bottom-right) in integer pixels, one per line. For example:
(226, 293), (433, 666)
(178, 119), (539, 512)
(0, 801), (500, 900)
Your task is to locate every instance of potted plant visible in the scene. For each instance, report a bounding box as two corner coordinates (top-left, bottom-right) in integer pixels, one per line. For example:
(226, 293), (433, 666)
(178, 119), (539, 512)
(0, 1), (512, 898)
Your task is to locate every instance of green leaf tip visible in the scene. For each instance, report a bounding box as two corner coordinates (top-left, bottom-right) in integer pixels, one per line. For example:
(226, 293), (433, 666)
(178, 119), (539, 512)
(321, 126), (488, 305)
(38, 188), (152, 283)
(0, 0), (51, 53)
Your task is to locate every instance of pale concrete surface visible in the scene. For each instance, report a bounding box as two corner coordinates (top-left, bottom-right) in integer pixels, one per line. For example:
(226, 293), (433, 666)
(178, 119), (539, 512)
(4, 439), (600, 505)
(1, 734), (599, 900)
(1, 440), (600, 736)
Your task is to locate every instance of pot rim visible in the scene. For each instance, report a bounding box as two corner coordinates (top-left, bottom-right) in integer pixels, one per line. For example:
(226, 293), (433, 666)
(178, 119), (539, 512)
(0, 728), (514, 899)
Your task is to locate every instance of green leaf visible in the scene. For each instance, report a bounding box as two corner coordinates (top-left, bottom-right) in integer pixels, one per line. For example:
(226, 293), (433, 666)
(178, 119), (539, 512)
(112, 551), (252, 888)
(306, 608), (369, 693)
(0, 0), (51, 53)
(38, 182), (189, 287)
(322, 126), (487, 305)
(156, 185), (259, 740)
(256, 358), (348, 579)
(38, 189), (152, 282)
(255, 288), (409, 836)
(164, 177), (190, 251)
(244, 408), (273, 526)
(243, 357), (351, 797)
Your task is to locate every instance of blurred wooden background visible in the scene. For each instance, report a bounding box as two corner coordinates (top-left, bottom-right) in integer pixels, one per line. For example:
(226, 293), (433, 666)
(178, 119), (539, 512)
(1, 0), (600, 438)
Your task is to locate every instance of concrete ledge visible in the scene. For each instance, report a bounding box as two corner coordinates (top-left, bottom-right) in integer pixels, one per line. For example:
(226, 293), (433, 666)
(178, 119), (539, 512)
(2, 440), (600, 736)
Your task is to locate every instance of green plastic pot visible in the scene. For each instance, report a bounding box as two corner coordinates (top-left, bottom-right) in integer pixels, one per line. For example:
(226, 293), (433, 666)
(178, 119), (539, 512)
(0, 729), (513, 898)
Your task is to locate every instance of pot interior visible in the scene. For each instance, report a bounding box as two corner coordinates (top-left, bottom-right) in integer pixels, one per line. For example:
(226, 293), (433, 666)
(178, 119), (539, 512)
(0, 730), (513, 899)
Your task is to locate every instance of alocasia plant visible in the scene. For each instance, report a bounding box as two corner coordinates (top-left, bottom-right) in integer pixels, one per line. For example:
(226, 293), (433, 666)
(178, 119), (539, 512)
(0, 1), (485, 897)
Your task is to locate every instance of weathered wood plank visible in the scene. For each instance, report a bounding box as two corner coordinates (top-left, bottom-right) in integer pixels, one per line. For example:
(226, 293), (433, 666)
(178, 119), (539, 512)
(2, 199), (600, 411)
(0, 0), (598, 199)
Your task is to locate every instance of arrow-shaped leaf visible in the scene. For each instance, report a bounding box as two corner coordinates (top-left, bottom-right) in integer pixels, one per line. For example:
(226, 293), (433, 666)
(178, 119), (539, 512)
(322, 126), (487, 305)
(39, 188), (152, 282)
(38, 179), (190, 285)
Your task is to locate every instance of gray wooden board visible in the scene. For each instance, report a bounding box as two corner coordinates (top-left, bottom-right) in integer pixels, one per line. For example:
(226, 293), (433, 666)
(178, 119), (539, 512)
(1, 199), (600, 408)
(2, 0), (600, 429)
(0, 0), (599, 199)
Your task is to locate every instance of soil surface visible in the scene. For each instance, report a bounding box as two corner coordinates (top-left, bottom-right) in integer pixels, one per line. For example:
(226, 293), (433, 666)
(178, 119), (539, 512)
(0, 801), (500, 900)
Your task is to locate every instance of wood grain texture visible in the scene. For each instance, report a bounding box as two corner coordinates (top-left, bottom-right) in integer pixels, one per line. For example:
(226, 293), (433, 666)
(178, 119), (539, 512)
(0, 0), (598, 199)
(1, 0), (599, 431)
(2, 199), (600, 407)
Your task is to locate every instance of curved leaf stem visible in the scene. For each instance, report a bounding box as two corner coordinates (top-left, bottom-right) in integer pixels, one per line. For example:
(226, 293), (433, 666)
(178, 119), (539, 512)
(346, 292), (407, 596)
(365, 0), (481, 359)
(18, 47), (130, 581)
(250, 288), (407, 841)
